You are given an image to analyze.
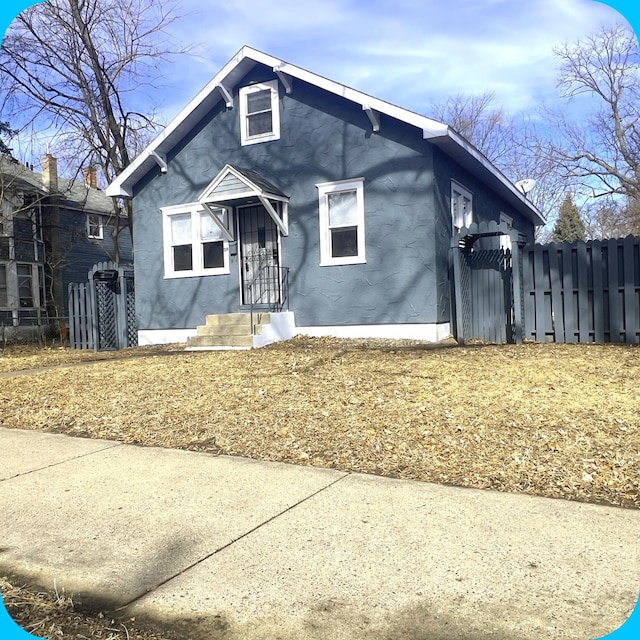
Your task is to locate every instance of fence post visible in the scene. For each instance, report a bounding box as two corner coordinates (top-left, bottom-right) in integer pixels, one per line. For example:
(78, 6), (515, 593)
(511, 237), (524, 344)
(451, 242), (467, 343)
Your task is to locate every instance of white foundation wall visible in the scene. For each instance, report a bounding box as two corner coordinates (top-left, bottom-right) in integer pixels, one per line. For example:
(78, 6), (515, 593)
(137, 328), (197, 346)
(295, 323), (451, 342)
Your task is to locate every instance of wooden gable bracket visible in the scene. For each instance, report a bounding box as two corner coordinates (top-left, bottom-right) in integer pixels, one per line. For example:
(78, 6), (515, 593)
(201, 203), (234, 242)
(257, 195), (288, 236)
(362, 105), (380, 133)
(273, 66), (293, 94)
(216, 83), (234, 108)
(150, 151), (167, 173)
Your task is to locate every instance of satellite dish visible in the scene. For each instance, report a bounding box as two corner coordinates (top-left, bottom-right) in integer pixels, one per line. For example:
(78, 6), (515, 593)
(515, 178), (537, 196)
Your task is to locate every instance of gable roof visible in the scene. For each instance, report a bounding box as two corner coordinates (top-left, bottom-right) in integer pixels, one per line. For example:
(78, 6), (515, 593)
(200, 164), (288, 204)
(1, 156), (114, 215)
(106, 46), (545, 226)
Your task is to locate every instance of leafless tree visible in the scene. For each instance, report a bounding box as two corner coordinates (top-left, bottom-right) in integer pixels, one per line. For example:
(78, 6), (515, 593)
(427, 93), (570, 231)
(429, 92), (513, 166)
(548, 24), (640, 222)
(0, 0), (189, 259)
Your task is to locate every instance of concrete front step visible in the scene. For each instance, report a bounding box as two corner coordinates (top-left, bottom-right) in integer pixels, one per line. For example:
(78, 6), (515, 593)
(196, 323), (262, 337)
(204, 312), (271, 327)
(186, 334), (254, 349)
(185, 312), (272, 350)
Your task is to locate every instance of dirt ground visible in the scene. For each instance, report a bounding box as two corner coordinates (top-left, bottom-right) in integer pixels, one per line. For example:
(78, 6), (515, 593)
(1, 337), (639, 509)
(1, 337), (639, 639)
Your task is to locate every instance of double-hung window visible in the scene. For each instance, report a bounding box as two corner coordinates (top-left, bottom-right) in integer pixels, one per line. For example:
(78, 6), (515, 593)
(162, 204), (230, 278)
(239, 80), (280, 145)
(317, 178), (366, 266)
(451, 181), (473, 232)
(87, 214), (104, 239)
(17, 264), (34, 307)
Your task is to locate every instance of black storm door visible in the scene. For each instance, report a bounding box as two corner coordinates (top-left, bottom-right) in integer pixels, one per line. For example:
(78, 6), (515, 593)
(239, 205), (280, 306)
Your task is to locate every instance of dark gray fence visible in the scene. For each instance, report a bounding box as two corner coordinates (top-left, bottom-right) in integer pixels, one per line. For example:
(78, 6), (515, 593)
(523, 236), (640, 344)
(451, 221), (527, 345)
(68, 261), (137, 350)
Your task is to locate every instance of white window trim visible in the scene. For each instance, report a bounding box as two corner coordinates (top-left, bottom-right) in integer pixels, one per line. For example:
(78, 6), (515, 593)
(239, 80), (280, 146)
(15, 262), (43, 309)
(451, 181), (473, 233)
(162, 202), (230, 278)
(87, 214), (104, 239)
(317, 178), (366, 266)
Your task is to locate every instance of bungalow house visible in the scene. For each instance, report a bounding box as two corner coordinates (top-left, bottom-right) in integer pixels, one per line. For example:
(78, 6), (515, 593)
(0, 154), (132, 339)
(106, 46), (544, 348)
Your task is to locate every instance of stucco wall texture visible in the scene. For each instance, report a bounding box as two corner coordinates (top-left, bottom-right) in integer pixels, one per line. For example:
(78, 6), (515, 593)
(132, 63), (529, 333)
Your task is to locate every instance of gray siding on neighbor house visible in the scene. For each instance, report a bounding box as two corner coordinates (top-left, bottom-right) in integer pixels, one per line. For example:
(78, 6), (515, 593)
(60, 207), (133, 312)
(133, 64), (443, 332)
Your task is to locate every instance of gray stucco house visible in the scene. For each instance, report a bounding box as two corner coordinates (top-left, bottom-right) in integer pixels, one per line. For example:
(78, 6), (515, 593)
(107, 46), (544, 347)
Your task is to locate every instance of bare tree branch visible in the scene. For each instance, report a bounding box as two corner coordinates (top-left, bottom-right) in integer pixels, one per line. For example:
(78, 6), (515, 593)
(0, 0), (191, 258)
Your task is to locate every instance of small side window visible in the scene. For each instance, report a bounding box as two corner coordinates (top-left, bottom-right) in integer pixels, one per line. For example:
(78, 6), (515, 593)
(17, 263), (34, 307)
(451, 182), (473, 232)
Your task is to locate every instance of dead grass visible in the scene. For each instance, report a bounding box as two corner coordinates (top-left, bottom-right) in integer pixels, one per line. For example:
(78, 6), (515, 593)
(1, 337), (639, 637)
(0, 343), (182, 373)
(1, 336), (639, 510)
(1, 576), (170, 639)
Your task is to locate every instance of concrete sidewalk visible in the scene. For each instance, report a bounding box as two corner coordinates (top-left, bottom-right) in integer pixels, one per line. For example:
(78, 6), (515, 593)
(0, 427), (638, 640)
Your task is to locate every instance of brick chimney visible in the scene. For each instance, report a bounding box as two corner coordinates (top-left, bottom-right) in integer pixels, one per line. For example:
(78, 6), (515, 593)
(41, 153), (59, 193)
(83, 165), (98, 189)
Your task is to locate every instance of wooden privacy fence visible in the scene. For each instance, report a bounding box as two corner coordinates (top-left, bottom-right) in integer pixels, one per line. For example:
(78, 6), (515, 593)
(68, 261), (137, 350)
(523, 236), (640, 344)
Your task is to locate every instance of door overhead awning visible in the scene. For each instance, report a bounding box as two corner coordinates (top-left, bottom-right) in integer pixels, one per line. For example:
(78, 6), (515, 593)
(199, 164), (289, 235)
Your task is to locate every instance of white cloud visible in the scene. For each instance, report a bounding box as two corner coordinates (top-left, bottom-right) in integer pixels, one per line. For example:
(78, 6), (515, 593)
(154, 0), (632, 123)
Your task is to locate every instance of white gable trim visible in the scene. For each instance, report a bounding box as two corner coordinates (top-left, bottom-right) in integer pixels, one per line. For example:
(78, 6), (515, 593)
(105, 46), (544, 226)
(199, 164), (289, 236)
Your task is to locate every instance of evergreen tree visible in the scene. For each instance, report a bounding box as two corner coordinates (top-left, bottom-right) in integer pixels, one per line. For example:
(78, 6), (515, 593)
(0, 121), (17, 155)
(553, 194), (586, 242)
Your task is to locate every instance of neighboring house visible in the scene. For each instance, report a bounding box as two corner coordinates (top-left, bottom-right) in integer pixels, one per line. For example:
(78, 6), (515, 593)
(0, 154), (132, 337)
(107, 46), (544, 347)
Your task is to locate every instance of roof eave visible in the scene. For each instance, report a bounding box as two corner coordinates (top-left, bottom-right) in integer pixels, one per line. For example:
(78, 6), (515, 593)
(433, 129), (546, 227)
(106, 46), (545, 228)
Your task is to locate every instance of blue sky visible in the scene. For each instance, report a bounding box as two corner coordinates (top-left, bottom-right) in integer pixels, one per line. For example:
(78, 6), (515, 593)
(0, 0), (637, 147)
(153, 0), (634, 123)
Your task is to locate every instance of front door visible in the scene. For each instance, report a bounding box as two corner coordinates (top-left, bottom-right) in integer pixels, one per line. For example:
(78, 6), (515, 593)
(239, 205), (281, 306)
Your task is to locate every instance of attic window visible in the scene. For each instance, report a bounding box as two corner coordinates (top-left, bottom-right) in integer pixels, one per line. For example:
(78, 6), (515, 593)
(239, 80), (280, 145)
(87, 214), (104, 239)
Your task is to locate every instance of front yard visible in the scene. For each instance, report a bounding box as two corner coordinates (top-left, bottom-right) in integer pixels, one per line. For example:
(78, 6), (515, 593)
(1, 337), (638, 509)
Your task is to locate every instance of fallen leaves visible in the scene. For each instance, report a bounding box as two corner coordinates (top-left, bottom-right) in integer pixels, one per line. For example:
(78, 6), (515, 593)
(1, 337), (639, 509)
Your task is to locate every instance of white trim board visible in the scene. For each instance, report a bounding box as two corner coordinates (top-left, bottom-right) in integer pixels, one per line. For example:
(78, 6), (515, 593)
(295, 323), (451, 342)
